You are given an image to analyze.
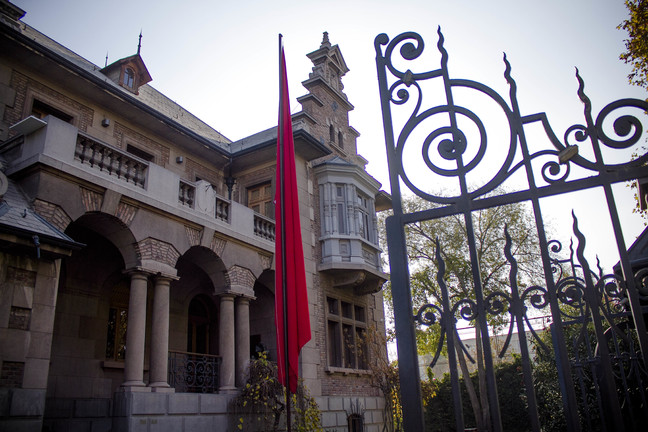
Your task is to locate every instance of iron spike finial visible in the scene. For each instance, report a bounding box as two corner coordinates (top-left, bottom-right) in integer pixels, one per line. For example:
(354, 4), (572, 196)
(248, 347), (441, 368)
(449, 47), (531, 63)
(137, 30), (143, 55)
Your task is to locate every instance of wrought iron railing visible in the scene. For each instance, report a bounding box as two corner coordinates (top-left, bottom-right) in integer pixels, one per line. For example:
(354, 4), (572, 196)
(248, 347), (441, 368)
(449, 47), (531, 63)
(167, 350), (221, 393)
(75, 133), (147, 188)
(375, 29), (648, 432)
(254, 214), (275, 241)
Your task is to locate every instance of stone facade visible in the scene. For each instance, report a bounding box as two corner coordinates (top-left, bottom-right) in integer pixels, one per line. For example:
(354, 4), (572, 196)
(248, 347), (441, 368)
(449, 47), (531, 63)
(0, 2), (389, 431)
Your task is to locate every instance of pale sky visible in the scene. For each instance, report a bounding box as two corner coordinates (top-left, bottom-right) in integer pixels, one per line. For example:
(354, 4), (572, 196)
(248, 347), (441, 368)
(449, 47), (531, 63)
(11, 0), (648, 269)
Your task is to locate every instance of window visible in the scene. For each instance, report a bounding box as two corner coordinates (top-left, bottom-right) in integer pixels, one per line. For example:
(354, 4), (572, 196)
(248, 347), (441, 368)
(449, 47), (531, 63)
(348, 414), (364, 432)
(336, 184), (347, 234)
(248, 182), (273, 217)
(357, 193), (370, 240)
(124, 67), (135, 89)
(338, 131), (344, 148)
(326, 297), (368, 369)
(105, 281), (129, 361)
(329, 124), (335, 142)
(126, 144), (154, 162)
(31, 99), (73, 123)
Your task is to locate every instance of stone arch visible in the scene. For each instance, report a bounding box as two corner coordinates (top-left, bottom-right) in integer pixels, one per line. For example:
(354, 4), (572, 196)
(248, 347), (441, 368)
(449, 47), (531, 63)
(48, 211), (140, 403)
(170, 246), (227, 358)
(68, 212), (140, 269)
(175, 246), (227, 300)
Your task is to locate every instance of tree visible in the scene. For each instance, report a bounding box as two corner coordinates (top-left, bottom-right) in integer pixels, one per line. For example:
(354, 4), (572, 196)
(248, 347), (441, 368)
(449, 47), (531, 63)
(620, 0), (648, 89)
(619, 0), (648, 221)
(380, 191), (545, 430)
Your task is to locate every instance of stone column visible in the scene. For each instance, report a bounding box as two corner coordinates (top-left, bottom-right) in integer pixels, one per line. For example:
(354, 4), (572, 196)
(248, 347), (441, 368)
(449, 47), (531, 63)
(235, 297), (251, 387)
(149, 276), (173, 391)
(122, 271), (149, 389)
(219, 294), (236, 392)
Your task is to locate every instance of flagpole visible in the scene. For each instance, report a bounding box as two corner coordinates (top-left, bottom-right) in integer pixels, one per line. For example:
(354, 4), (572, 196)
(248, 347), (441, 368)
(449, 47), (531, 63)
(278, 33), (292, 432)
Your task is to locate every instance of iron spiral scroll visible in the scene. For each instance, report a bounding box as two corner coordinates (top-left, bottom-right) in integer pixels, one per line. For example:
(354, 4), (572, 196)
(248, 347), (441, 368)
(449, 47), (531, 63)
(375, 29), (648, 206)
(376, 28), (648, 432)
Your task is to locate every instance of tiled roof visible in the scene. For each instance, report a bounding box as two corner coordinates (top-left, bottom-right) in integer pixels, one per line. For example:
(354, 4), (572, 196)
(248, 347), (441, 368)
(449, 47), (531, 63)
(17, 21), (231, 148)
(0, 178), (77, 245)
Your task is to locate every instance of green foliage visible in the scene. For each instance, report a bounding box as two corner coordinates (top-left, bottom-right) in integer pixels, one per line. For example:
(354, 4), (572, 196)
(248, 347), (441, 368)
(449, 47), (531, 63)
(620, 0), (648, 221)
(620, 0), (648, 89)
(531, 322), (601, 432)
(530, 326), (567, 432)
(361, 326), (403, 432)
(378, 191), (545, 429)
(387, 193), (544, 353)
(424, 356), (530, 432)
(230, 352), (322, 432)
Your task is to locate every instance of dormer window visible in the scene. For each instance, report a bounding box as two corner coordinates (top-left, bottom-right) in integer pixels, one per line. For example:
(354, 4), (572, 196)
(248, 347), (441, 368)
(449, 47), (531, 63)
(102, 54), (151, 95)
(124, 67), (135, 89)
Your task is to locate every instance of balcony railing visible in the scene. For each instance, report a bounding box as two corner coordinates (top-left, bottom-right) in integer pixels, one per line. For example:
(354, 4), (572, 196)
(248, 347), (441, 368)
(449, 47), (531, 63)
(6, 117), (277, 248)
(179, 180), (195, 208)
(254, 214), (275, 241)
(215, 197), (230, 222)
(168, 350), (221, 393)
(75, 134), (147, 188)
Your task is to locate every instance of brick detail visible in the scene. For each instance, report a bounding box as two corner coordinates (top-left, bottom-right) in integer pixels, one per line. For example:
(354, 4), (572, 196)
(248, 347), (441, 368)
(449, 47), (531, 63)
(116, 202), (138, 226)
(9, 306), (31, 330)
(185, 157), (224, 195)
(33, 199), (72, 232)
(114, 121), (170, 165)
(210, 235), (226, 257)
(185, 226), (202, 247)
(80, 187), (102, 212)
(138, 237), (180, 267)
(5, 70), (93, 136)
(227, 265), (255, 289)
(0, 361), (25, 388)
(258, 253), (272, 270)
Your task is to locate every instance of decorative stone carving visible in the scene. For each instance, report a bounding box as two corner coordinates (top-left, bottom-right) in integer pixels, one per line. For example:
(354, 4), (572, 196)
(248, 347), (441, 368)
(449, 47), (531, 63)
(210, 235), (226, 257)
(184, 225), (201, 247)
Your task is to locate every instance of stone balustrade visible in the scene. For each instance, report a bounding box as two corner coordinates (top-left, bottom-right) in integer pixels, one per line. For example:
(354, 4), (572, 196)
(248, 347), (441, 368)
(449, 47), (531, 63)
(75, 133), (148, 188)
(253, 214), (275, 241)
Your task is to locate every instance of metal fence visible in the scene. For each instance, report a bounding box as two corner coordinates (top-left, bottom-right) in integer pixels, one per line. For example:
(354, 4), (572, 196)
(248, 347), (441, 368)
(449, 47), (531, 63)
(375, 30), (648, 431)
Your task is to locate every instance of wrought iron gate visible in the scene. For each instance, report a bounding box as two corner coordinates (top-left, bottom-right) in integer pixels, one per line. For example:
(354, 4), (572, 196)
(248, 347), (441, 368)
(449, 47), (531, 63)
(375, 30), (648, 431)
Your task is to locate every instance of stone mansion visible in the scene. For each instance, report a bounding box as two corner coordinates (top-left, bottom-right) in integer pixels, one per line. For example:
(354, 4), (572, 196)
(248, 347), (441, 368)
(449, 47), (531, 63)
(0, 1), (390, 430)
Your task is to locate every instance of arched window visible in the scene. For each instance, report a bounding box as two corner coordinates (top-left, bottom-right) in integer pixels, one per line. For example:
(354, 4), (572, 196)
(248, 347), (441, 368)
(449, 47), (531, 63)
(124, 67), (135, 89)
(329, 124), (335, 142)
(338, 131), (344, 148)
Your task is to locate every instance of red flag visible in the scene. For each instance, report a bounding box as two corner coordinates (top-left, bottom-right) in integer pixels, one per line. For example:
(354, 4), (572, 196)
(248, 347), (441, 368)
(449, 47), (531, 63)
(275, 36), (311, 394)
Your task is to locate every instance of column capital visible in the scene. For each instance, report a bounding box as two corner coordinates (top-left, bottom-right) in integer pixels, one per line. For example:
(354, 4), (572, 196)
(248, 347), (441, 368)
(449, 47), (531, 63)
(235, 295), (256, 303)
(123, 267), (179, 280)
(123, 268), (150, 280)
